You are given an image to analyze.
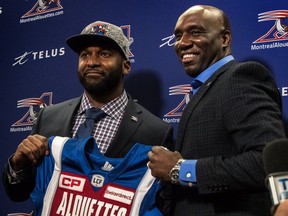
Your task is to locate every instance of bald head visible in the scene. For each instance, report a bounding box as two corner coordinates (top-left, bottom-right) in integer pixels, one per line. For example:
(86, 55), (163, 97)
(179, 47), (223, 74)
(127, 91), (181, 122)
(178, 5), (231, 35)
(174, 5), (232, 77)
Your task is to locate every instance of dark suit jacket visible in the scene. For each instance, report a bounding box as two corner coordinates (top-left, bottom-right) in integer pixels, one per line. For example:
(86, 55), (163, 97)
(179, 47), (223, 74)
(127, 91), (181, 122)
(3, 94), (173, 201)
(171, 60), (286, 216)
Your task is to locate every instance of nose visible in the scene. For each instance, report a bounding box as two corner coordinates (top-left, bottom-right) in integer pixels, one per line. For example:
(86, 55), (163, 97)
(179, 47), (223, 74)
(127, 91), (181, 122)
(87, 55), (100, 67)
(176, 33), (192, 50)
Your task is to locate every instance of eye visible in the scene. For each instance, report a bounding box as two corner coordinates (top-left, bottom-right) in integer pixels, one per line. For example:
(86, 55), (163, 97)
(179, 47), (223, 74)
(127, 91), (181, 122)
(174, 33), (182, 42)
(100, 50), (112, 58)
(80, 52), (89, 59)
(190, 29), (206, 37)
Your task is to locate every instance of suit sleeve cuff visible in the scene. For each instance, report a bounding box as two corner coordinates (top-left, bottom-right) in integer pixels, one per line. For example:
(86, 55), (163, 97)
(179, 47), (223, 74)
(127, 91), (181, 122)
(7, 154), (28, 184)
(179, 159), (197, 187)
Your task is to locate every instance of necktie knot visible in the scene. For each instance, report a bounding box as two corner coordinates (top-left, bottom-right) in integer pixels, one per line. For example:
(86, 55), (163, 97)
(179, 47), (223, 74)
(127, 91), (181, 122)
(75, 108), (106, 138)
(191, 79), (203, 90)
(85, 108), (105, 120)
(188, 79), (203, 102)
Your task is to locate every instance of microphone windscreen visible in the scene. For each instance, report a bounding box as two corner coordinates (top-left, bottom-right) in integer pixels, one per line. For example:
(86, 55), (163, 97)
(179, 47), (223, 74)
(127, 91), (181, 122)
(263, 138), (288, 175)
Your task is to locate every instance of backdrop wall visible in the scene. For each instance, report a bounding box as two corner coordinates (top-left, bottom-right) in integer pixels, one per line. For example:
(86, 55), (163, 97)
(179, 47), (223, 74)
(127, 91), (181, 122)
(1, 0), (288, 214)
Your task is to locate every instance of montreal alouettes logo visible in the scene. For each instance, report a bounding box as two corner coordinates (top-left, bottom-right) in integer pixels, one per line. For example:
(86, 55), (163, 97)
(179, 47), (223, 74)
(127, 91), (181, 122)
(253, 10), (288, 43)
(21, 0), (63, 18)
(11, 92), (53, 127)
(164, 84), (190, 117)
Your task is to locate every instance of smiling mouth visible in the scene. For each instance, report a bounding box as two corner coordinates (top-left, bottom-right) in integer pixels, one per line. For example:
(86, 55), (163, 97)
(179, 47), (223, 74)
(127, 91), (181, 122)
(85, 71), (103, 76)
(182, 53), (197, 63)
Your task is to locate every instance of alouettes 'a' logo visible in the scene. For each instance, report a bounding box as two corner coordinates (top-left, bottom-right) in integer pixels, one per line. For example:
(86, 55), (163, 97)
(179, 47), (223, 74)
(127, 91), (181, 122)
(12, 92), (53, 127)
(164, 84), (190, 117)
(253, 10), (288, 43)
(22, 0), (63, 18)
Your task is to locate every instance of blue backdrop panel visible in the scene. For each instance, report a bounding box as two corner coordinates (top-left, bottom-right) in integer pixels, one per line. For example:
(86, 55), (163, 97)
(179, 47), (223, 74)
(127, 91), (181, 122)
(0, 0), (287, 214)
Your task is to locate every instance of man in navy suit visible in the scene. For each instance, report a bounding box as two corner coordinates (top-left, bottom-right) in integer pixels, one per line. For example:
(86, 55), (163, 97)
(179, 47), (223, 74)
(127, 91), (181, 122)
(3, 21), (173, 202)
(148, 5), (286, 215)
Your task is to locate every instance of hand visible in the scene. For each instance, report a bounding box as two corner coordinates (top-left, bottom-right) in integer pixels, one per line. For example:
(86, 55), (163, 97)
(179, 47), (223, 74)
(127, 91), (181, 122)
(274, 200), (288, 216)
(148, 146), (182, 182)
(11, 134), (49, 171)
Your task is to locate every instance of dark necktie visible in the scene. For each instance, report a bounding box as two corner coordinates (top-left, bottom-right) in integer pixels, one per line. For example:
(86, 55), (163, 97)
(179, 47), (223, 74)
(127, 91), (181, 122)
(188, 79), (203, 102)
(191, 79), (203, 91)
(75, 108), (106, 138)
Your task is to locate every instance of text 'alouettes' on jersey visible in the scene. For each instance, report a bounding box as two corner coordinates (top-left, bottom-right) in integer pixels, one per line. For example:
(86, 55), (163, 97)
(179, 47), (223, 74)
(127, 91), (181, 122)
(30, 136), (162, 216)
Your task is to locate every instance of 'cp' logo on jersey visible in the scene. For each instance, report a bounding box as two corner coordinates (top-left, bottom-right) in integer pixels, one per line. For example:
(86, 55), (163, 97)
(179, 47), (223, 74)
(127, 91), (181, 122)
(59, 174), (85, 192)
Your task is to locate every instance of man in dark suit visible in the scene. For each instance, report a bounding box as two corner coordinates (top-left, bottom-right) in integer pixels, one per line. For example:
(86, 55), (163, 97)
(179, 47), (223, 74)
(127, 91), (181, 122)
(148, 5), (286, 215)
(3, 21), (173, 202)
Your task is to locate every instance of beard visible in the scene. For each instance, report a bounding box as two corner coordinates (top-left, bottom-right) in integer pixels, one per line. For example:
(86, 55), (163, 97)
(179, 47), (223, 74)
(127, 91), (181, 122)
(78, 69), (123, 98)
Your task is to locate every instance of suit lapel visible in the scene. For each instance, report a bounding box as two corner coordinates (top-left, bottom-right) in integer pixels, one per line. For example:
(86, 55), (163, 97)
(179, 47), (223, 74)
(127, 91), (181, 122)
(62, 97), (82, 136)
(105, 96), (143, 157)
(176, 61), (236, 151)
(33, 97), (81, 138)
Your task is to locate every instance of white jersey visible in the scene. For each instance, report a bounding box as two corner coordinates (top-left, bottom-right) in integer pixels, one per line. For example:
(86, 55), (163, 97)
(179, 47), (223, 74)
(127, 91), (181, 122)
(30, 136), (162, 216)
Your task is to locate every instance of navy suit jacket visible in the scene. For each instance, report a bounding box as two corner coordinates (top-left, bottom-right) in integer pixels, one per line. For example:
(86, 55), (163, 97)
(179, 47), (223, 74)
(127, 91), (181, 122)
(3, 94), (173, 201)
(171, 60), (286, 216)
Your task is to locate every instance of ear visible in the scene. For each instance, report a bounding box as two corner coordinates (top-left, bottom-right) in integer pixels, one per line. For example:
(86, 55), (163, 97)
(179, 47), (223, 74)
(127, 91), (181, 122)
(122, 60), (131, 75)
(221, 29), (232, 49)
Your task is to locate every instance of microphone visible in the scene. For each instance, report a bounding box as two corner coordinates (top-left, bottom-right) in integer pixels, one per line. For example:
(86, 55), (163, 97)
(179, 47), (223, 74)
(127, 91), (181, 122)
(263, 138), (288, 206)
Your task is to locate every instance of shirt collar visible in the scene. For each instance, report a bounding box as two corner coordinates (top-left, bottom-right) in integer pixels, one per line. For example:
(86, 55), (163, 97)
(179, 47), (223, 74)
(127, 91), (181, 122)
(78, 90), (128, 119)
(191, 55), (234, 94)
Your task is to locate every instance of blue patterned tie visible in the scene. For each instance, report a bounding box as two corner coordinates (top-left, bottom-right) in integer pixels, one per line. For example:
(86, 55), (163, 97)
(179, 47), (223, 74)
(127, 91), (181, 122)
(75, 108), (106, 138)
